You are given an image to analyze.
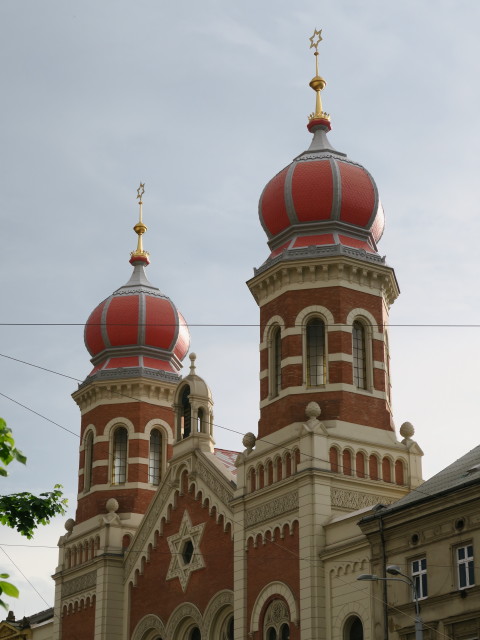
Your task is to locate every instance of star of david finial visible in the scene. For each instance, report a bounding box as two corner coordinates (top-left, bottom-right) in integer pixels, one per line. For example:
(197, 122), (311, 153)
(130, 181), (150, 264)
(307, 28), (330, 123)
(309, 28), (323, 53)
(136, 182), (145, 203)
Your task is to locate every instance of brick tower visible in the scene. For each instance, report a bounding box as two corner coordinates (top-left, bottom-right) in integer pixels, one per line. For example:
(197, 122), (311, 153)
(52, 185), (190, 640)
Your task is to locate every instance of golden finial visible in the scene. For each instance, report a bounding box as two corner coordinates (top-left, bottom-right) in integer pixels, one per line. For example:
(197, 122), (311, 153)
(308, 28), (330, 122)
(130, 182), (150, 262)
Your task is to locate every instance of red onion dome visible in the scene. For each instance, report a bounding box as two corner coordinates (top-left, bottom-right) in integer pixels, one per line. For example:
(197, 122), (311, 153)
(258, 120), (385, 264)
(84, 258), (190, 381)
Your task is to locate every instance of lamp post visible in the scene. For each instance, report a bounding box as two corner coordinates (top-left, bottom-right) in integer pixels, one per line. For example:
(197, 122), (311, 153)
(357, 564), (423, 640)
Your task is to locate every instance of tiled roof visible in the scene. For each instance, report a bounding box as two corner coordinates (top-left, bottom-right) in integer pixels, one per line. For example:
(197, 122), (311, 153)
(214, 448), (239, 476)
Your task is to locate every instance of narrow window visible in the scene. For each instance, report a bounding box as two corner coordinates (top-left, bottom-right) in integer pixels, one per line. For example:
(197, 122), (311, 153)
(353, 321), (367, 389)
(149, 429), (162, 485)
(226, 617), (234, 640)
(343, 450), (352, 476)
(190, 628), (201, 640)
(330, 447), (339, 473)
(411, 558), (428, 600)
(271, 326), (282, 397)
(344, 617), (364, 640)
(197, 408), (204, 433)
(84, 431), (93, 492)
(395, 459), (405, 485)
(369, 455), (379, 481)
(112, 427), (128, 484)
(382, 457), (392, 483)
(306, 318), (325, 386)
(457, 544), (475, 589)
(356, 452), (366, 478)
(181, 385), (191, 438)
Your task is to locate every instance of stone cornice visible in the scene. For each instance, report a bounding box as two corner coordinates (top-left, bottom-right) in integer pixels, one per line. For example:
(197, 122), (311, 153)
(72, 376), (177, 413)
(247, 254), (399, 307)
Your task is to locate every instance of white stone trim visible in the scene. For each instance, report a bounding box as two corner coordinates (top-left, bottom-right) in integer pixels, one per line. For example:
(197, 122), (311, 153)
(166, 602), (203, 638)
(261, 314), (286, 348)
(294, 304), (335, 329)
(250, 581), (298, 632)
(144, 418), (174, 445)
(131, 614), (166, 640)
(203, 589), (234, 638)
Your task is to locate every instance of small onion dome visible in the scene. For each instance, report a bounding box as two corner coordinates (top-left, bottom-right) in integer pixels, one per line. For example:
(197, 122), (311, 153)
(259, 120), (384, 262)
(84, 258), (190, 380)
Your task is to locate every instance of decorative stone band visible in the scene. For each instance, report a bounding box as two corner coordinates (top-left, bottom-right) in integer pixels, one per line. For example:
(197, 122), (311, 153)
(254, 243), (386, 277)
(78, 366), (181, 389)
(331, 488), (396, 511)
(61, 570), (97, 598)
(194, 458), (234, 506)
(246, 490), (299, 528)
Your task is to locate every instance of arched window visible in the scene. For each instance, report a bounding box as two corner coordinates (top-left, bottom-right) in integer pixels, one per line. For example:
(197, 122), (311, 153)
(181, 385), (192, 438)
(112, 427), (128, 484)
(395, 459), (405, 485)
(342, 450), (352, 476)
(223, 617), (234, 640)
(369, 455), (379, 481)
(382, 457), (392, 483)
(271, 326), (282, 397)
(264, 600), (290, 640)
(329, 447), (339, 473)
(356, 452), (366, 479)
(353, 321), (367, 389)
(344, 616), (364, 640)
(306, 318), (325, 386)
(84, 431), (93, 492)
(190, 628), (201, 640)
(197, 408), (205, 433)
(149, 429), (162, 485)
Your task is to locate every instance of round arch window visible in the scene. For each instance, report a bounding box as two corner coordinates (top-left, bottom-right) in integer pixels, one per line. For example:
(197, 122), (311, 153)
(344, 616), (363, 640)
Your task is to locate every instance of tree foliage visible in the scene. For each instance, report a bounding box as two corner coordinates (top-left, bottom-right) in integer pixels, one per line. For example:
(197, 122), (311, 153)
(0, 417), (67, 609)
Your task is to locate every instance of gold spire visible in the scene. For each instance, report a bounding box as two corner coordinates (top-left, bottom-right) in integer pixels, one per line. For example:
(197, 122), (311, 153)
(130, 182), (150, 261)
(308, 28), (330, 122)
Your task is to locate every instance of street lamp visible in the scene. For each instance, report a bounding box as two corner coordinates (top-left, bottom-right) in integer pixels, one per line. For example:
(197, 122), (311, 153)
(357, 565), (423, 640)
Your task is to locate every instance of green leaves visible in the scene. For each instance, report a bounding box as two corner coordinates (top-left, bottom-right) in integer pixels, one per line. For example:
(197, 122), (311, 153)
(0, 485), (67, 539)
(0, 419), (68, 609)
(0, 418), (27, 477)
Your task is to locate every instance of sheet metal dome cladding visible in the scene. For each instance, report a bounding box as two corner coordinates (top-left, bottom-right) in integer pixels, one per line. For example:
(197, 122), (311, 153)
(84, 261), (190, 378)
(258, 120), (385, 261)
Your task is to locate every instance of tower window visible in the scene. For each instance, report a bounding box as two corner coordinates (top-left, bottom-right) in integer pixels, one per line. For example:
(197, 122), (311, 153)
(306, 318), (325, 386)
(149, 429), (162, 485)
(352, 321), (367, 389)
(112, 427), (128, 484)
(84, 431), (93, 492)
(271, 326), (282, 397)
(181, 385), (192, 438)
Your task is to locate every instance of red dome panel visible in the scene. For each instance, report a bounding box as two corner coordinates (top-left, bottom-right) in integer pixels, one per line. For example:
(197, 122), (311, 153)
(370, 203), (385, 243)
(106, 296), (139, 346)
(85, 300), (106, 356)
(338, 235), (375, 253)
(291, 160), (333, 222)
(173, 311), (190, 361)
(338, 163), (375, 227)
(105, 356), (140, 369)
(144, 357), (176, 372)
(293, 233), (334, 247)
(145, 297), (175, 349)
(261, 167), (290, 235)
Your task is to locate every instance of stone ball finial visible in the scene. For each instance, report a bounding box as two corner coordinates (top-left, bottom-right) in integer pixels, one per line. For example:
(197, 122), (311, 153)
(306, 401), (321, 419)
(64, 518), (75, 532)
(400, 421), (415, 439)
(106, 498), (119, 514)
(242, 432), (256, 452)
(189, 352), (197, 374)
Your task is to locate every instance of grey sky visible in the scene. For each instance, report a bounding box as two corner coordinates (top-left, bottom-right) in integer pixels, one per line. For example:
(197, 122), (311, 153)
(1, 0), (479, 616)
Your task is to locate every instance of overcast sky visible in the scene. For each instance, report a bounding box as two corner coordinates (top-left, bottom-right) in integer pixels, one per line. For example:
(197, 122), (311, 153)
(1, 0), (480, 617)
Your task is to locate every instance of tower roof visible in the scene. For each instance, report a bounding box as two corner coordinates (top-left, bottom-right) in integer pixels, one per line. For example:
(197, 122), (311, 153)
(83, 184), (190, 384)
(258, 31), (385, 269)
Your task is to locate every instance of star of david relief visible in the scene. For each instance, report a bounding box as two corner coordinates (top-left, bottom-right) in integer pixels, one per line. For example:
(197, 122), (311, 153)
(166, 510), (206, 592)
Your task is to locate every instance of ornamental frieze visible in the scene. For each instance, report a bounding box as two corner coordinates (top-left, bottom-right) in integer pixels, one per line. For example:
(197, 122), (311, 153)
(246, 491), (298, 528)
(62, 570), (96, 597)
(331, 488), (395, 511)
(194, 459), (233, 506)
